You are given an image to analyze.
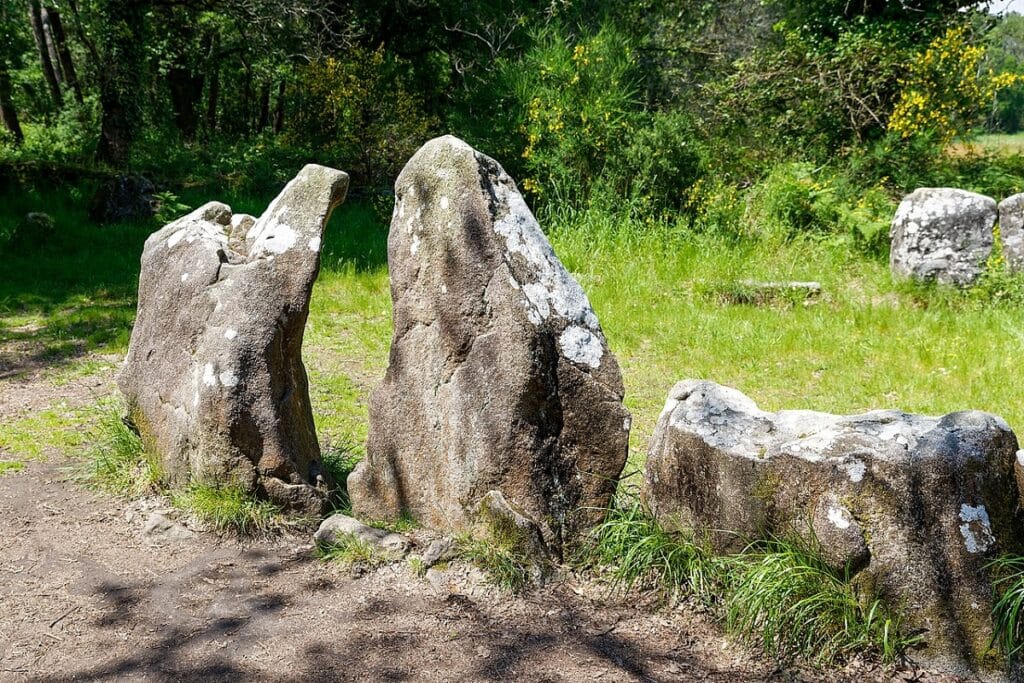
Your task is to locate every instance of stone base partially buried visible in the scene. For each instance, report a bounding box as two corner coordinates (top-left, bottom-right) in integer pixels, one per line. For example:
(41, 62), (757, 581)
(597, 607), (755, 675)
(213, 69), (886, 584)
(643, 379), (1024, 681)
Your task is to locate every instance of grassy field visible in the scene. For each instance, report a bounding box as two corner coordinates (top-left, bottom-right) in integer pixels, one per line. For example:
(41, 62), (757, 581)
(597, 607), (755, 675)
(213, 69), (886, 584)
(2, 182), (1024, 476)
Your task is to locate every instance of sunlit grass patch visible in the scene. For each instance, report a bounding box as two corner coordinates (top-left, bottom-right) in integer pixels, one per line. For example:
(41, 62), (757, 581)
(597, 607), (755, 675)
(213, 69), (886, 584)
(78, 405), (161, 496)
(0, 401), (92, 461)
(172, 485), (285, 536)
(0, 460), (26, 476)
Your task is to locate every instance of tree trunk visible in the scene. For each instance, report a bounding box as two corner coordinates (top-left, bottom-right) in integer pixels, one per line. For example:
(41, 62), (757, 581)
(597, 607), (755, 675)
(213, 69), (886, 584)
(257, 83), (270, 131)
(96, 0), (146, 166)
(0, 60), (24, 145)
(27, 0), (62, 109)
(44, 6), (83, 104)
(41, 9), (63, 84)
(273, 80), (285, 133)
(205, 68), (219, 136)
(203, 33), (219, 137)
(167, 66), (203, 141)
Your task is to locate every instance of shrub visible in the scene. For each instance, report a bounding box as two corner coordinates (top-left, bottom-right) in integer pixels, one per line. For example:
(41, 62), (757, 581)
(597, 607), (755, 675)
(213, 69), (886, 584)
(742, 162), (839, 239)
(287, 47), (438, 188)
(501, 22), (642, 206)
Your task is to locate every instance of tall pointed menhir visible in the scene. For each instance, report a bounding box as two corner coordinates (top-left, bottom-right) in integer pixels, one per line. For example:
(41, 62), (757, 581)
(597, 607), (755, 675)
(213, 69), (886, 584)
(118, 164), (348, 513)
(347, 136), (630, 554)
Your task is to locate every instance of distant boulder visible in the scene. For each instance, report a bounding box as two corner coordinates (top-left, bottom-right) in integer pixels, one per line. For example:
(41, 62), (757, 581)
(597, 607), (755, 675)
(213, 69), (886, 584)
(118, 164), (348, 513)
(999, 193), (1024, 273)
(643, 379), (1024, 680)
(89, 174), (157, 224)
(890, 188), (996, 286)
(347, 136), (630, 556)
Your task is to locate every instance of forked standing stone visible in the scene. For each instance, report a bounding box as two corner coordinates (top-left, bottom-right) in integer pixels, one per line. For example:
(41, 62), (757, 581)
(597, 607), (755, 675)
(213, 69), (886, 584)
(347, 136), (630, 554)
(643, 379), (1024, 680)
(118, 164), (348, 513)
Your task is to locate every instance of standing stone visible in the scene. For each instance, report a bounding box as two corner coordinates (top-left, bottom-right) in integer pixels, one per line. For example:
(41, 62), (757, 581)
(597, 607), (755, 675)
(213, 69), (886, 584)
(347, 135), (630, 555)
(118, 164), (348, 513)
(89, 174), (158, 223)
(889, 188), (996, 286)
(999, 193), (1024, 272)
(643, 379), (1024, 680)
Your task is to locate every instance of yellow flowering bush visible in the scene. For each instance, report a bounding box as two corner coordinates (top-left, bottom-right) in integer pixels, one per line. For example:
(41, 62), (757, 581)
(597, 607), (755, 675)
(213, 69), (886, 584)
(287, 47), (437, 186)
(889, 26), (1021, 143)
(505, 24), (639, 201)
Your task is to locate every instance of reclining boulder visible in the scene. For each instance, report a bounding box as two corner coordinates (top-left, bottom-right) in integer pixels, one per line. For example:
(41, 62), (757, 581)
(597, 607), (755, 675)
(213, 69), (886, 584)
(643, 379), (1024, 679)
(347, 136), (630, 555)
(118, 164), (348, 513)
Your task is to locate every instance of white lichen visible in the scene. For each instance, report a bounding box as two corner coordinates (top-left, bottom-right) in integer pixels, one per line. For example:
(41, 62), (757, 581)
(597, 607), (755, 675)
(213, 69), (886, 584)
(827, 507), (852, 530)
(844, 459), (867, 483)
(491, 182), (599, 331)
(308, 236), (322, 252)
(224, 329), (238, 340)
(558, 325), (603, 369)
(959, 503), (994, 554)
(219, 370), (239, 388)
(202, 363), (217, 387)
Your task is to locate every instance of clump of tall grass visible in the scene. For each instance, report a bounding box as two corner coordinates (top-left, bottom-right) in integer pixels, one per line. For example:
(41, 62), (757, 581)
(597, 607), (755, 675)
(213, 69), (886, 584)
(582, 499), (721, 602)
(725, 537), (915, 664)
(582, 498), (917, 666)
(988, 555), (1024, 657)
(316, 533), (390, 572)
(79, 406), (161, 497)
(172, 485), (284, 537)
(457, 534), (534, 593)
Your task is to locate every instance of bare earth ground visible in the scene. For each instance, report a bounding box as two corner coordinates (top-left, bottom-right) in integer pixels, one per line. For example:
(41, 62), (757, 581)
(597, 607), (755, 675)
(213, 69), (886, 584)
(0, 358), (964, 682)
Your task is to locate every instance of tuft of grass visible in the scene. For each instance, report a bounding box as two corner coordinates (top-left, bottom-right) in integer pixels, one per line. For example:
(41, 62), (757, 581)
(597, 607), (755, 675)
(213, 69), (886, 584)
(457, 533), (533, 593)
(724, 536), (916, 665)
(0, 460), (26, 476)
(172, 485), (283, 537)
(316, 533), (390, 571)
(407, 555), (428, 577)
(80, 407), (161, 496)
(582, 498), (720, 601)
(989, 555), (1024, 657)
(583, 500), (917, 666)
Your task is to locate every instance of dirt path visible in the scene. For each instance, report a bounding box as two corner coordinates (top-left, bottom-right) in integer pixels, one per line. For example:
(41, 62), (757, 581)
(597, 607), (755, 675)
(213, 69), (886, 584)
(0, 362), (960, 682)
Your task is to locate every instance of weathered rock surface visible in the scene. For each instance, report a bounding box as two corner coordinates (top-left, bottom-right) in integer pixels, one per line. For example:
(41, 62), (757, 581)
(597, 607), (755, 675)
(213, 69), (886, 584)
(314, 513), (411, 556)
(999, 193), (1024, 272)
(890, 187), (996, 286)
(89, 174), (157, 223)
(348, 135), (630, 555)
(118, 164), (348, 513)
(643, 379), (1024, 680)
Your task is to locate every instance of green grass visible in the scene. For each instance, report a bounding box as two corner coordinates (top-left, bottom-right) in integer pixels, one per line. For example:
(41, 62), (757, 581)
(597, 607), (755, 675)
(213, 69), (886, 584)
(457, 533), (535, 593)
(0, 401), (92, 462)
(79, 404), (161, 496)
(316, 533), (391, 570)
(582, 499), (918, 666)
(172, 485), (285, 536)
(989, 555), (1024, 657)
(724, 537), (915, 665)
(0, 460), (25, 476)
(582, 498), (720, 601)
